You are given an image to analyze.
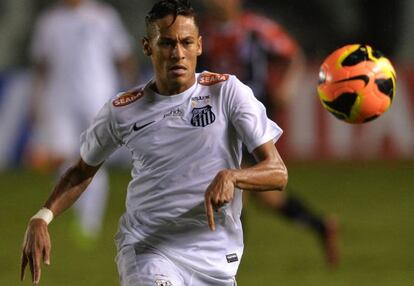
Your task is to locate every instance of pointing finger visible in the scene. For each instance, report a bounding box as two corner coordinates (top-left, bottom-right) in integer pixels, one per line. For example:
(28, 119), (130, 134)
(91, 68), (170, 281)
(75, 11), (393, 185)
(33, 251), (42, 285)
(204, 198), (216, 231)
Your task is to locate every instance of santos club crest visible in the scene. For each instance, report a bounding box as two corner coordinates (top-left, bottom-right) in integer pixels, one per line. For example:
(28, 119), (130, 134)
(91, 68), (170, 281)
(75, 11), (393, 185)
(191, 105), (215, 127)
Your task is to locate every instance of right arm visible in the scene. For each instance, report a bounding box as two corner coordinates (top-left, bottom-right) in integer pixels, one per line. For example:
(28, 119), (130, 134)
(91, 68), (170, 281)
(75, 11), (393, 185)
(45, 158), (101, 217)
(21, 158), (101, 285)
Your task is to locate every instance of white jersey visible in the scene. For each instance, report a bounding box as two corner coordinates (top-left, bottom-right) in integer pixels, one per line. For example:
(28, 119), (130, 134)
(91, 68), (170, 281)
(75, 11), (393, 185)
(30, 0), (132, 110)
(80, 72), (282, 278)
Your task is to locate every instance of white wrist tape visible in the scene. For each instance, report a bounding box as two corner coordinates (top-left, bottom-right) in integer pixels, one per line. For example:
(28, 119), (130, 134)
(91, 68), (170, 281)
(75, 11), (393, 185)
(31, 207), (54, 225)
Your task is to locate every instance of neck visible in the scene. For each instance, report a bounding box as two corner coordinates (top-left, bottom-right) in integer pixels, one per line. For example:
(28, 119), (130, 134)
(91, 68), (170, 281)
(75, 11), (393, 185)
(152, 76), (196, 96)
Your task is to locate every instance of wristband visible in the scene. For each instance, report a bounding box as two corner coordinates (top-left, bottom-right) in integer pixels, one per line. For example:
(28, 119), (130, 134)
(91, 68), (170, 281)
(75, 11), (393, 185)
(31, 207), (54, 225)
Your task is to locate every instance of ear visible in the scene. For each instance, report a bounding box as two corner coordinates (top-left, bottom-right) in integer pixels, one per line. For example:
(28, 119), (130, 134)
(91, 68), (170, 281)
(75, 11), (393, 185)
(197, 36), (202, 56)
(142, 37), (152, 56)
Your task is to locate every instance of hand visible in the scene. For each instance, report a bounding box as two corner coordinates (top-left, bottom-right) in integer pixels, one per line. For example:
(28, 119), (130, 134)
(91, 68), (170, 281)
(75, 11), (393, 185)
(21, 219), (51, 285)
(204, 170), (235, 231)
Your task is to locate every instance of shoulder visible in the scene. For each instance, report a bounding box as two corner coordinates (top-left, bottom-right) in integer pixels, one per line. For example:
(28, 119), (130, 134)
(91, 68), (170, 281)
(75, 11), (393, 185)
(197, 72), (253, 107)
(197, 71), (250, 91)
(112, 85), (145, 108)
(198, 71), (231, 86)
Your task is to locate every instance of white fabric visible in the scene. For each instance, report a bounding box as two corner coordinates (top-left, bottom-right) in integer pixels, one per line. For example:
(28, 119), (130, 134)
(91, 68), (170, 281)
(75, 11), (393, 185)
(30, 0), (132, 156)
(116, 244), (237, 286)
(80, 72), (282, 278)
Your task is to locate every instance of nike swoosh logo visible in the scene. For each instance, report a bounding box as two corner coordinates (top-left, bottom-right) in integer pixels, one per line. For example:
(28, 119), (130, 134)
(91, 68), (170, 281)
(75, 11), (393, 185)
(133, 121), (155, 132)
(334, 75), (370, 86)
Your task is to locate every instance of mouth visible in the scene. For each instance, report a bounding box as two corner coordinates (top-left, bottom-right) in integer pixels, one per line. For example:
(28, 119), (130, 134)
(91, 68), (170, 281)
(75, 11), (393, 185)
(169, 65), (187, 76)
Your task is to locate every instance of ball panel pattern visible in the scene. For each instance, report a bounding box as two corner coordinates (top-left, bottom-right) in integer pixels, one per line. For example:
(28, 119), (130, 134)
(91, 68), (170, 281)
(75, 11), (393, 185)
(317, 44), (396, 124)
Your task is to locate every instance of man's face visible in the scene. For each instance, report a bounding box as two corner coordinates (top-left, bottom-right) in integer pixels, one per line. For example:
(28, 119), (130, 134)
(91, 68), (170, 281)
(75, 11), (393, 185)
(143, 15), (202, 95)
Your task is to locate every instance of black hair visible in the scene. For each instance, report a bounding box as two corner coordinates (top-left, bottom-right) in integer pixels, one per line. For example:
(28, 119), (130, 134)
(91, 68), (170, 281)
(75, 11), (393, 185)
(145, 0), (197, 37)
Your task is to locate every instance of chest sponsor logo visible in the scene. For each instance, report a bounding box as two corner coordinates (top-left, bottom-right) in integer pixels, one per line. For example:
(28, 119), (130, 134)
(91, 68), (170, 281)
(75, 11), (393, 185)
(198, 72), (229, 86)
(226, 253), (239, 263)
(191, 105), (215, 127)
(163, 108), (184, 118)
(112, 90), (144, 107)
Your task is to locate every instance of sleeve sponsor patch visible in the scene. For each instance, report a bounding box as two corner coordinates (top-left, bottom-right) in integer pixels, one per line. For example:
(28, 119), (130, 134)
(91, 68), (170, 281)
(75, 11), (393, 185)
(199, 71), (229, 86)
(112, 89), (144, 107)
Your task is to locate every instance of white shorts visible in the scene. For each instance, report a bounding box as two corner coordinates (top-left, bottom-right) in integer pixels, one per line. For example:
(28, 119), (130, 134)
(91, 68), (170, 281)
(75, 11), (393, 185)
(116, 244), (237, 286)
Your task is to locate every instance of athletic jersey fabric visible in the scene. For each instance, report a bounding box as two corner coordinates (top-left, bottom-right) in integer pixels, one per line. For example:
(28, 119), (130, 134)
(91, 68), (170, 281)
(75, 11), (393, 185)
(80, 72), (282, 278)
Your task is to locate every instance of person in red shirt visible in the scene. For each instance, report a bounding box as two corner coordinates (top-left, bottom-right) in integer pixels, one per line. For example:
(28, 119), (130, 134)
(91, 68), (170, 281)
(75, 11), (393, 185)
(199, 0), (339, 267)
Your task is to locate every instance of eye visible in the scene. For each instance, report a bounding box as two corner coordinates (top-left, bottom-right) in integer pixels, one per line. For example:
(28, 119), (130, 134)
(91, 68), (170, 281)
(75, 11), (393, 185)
(159, 39), (175, 47)
(159, 42), (170, 47)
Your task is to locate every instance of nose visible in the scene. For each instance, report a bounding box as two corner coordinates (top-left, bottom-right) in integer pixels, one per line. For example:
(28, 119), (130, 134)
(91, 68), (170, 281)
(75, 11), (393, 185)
(171, 43), (185, 60)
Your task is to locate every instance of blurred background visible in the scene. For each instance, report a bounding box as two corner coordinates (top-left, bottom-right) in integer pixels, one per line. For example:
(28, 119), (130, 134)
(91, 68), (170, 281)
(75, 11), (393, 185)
(1, 0), (413, 285)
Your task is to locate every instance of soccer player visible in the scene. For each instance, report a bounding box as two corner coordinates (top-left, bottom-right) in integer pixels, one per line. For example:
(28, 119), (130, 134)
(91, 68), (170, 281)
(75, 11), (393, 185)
(199, 0), (339, 266)
(27, 0), (135, 240)
(20, 0), (288, 285)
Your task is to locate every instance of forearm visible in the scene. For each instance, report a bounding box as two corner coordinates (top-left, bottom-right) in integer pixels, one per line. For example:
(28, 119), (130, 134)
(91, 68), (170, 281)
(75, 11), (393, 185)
(230, 158), (288, 192)
(204, 149), (287, 231)
(231, 141), (288, 191)
(21, 159), (96, 285)
(44, 159), (99, 217)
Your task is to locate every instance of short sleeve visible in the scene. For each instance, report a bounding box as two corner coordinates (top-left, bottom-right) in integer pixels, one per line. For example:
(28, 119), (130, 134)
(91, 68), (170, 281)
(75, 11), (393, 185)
(80, 102), (122, 166)
(227, 76), (283, 153)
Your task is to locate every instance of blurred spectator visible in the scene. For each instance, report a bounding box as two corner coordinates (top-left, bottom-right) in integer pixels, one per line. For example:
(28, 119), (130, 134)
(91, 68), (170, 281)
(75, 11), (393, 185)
(0, 0), (34, 69)
(26, 0), (136, 241)
(242, 0), (403, 60)
(199, 0), (339, 266)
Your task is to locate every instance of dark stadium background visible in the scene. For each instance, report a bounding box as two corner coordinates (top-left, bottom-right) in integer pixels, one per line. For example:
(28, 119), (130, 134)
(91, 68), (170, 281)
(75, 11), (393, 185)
(1, 1), (413, 285)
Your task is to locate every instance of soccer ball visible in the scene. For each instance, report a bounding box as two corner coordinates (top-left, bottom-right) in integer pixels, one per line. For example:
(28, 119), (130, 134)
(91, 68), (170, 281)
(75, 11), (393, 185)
(317, 44), (396, 123)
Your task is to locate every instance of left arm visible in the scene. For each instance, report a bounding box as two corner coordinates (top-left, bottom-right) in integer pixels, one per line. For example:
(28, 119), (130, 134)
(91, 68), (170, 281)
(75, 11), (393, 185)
(204, 140), (288, 230)
(21, 158), (101, 285)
